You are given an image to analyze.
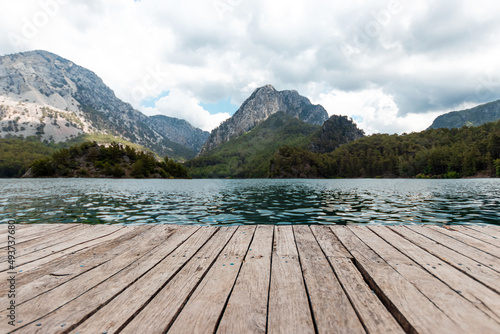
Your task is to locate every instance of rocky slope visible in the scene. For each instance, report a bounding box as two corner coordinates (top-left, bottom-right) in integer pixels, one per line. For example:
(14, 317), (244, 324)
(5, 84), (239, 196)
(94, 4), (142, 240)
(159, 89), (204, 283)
(199, 84), (329, 154)
(0, 50), (203, 159)
(428, 99), (500, 129)
(146, 115), (209, 153)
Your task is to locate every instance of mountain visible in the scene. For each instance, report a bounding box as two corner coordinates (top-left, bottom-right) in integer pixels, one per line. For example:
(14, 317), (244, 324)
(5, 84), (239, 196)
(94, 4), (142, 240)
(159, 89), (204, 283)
(199, 84), (329, 154)
(428, 99), (500, 129)
(309, 115), (365, 153)
(0, 50), (202, 160)
(146, 115), (209, 153)
(186, 112), (321, 178)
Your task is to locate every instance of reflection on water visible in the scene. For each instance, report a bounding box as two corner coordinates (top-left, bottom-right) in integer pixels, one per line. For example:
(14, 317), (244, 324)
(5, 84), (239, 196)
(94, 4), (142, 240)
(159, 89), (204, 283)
(1, 178), (499, 226)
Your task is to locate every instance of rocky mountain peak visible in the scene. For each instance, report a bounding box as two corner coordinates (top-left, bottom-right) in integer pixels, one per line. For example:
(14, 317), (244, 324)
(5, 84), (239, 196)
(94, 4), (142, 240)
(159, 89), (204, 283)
(199, 85), (329, 154)
(0, 50), (205, 160)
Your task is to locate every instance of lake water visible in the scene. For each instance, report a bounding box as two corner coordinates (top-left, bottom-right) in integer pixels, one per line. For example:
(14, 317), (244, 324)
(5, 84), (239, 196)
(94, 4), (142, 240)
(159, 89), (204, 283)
(0, 178), (499, 226)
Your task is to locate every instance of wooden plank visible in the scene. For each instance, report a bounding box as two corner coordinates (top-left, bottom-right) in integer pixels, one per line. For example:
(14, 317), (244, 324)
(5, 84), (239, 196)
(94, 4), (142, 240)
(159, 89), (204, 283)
(310, 225), (351, 259)
(0, 224), (76, 249)
(67, 227), (218, 333)
(267, 226), (315, 334)
(12, 226), (129, 273)
(350, 226), (500, 333)
(168, 226), (256, 334)
(0, 225), (190, 333)
(5, 225), (199, 334)
(293, 225), (365, 334)
(428, 226), (500, 258)
(217, 225), (273, 334)
(390, 226), (500, 294)
(407, 226), (500, 272)
(2, 225), (124, 269)
(370, 226), (500, 323)
(120, 227), (238, 334)
(458, 226), (500, 246)
(0, 226), (149, 306)
(0, 225), (95, 272)
(467, 225), (500, 239)
(320, 226), (404, 334)
(0, 224), (92, 262)
(333, 226), (464, 334)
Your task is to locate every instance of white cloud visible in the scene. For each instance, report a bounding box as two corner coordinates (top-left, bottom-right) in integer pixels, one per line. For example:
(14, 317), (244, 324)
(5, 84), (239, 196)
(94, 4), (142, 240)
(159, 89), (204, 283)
(1, 0), (500, 133)
(142, 90), (230, 132)
(312, 89), (444, 134)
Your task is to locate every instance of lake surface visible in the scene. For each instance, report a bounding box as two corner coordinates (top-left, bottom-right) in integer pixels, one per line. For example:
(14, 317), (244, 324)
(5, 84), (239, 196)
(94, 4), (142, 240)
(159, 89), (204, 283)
(0, 179), (499, 226)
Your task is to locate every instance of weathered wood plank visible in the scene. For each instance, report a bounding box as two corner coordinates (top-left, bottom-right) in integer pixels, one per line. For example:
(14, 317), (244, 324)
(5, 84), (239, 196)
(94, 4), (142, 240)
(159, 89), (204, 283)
(407, 225), (500, 272)
(467, 225), (500, 239)
(0, 226), (148, 306)
(120, 227), (237, 334)
(70, 227), (218, 333)
(0, 224), (92, 261)
(217, 225), (273, 334)
(0, 225), (191, 333)
(11, 225), (129, 273)
(428, 226), (500, 258)
(0, 224), (76, 250)
(370, 226), (500, 323)
(458, 226), (500, 247)
(321, 226), (404, 334)
(268, 226), (315, 334)
(8, 225), (199, 334)
(310, 225), (351, 259)
(390, 226), (500, 294)
(351, 226), (500, 333)
(2, 225), (123, 269)
(167, 226), (256, 334)
(333, 226), (464, 334)
(294, 225), (365, 334)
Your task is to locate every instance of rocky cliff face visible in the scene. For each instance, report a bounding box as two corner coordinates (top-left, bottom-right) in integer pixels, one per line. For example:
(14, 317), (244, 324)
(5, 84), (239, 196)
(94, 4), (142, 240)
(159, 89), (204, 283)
(0, 50), (204, 159)
(428, 99), (500, 130)
(147, 115), (209, 153)
(199, 84), (329, 154)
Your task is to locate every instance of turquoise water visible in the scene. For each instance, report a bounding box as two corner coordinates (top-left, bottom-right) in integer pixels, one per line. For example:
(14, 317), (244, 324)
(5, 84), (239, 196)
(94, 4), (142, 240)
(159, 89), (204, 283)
(0, 178), (499, 226)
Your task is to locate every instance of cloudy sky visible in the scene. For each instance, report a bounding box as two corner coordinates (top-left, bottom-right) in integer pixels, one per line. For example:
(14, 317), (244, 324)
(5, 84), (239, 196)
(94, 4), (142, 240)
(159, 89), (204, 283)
(1, 0), (500, 133)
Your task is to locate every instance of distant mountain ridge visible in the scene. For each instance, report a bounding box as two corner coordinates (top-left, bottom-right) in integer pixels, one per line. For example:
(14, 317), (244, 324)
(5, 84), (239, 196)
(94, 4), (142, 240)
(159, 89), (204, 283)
(199, 84), (329, 154)
(0, 50), (206, 159)
(146, 115), (209, 153)
(428, 99), (500, 129)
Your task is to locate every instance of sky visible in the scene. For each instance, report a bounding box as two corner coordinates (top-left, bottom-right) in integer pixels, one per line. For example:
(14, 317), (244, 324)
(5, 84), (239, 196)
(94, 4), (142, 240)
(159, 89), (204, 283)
(1, 0), (500, 134)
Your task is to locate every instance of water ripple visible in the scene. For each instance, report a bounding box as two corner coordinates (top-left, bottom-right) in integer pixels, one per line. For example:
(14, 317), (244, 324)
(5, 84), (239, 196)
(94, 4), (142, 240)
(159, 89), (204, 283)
(0, 178), (499, 226)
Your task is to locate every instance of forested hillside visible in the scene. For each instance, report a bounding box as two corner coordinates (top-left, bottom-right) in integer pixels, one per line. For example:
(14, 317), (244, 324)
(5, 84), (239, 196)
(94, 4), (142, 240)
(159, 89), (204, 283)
(270, 120), (500, 178)
(27, 141), (189, 179)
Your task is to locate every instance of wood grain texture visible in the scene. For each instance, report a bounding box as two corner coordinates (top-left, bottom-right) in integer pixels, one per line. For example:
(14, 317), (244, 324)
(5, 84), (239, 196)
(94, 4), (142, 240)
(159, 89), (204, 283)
(334, 226), (463, 334)
(0, 225), (189, 333)
(268, 226), (315, 334)
(457, 226), (500, 247)
(467, 225), (500, 239)
(0, 225), (149, 306)
(168, 226), (256, 334)
(351, 226), (500, 333)
(390, 226), (500, 294)
(322, 226), (404, 334)
(294, 225), (365, 334)
(72, 227), (218, 334)
(217, 225), (273, 334)
(121, 226), (238, 334)
(2, 224), (499, 334)
(428, 225), (500, 258)
(407, 225), (500, 272)
(370, 226), (500, 323)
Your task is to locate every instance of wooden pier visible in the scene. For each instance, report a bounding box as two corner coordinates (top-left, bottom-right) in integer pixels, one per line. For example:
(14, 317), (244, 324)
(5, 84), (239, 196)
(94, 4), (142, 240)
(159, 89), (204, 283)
(1, 223), (499, 333)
